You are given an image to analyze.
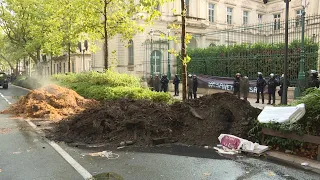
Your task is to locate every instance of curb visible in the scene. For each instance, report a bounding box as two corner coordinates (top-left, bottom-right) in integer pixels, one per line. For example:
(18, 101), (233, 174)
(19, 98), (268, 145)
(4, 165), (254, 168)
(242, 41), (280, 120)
(10, 84), (32, 92)
(266, 151), (320, 174)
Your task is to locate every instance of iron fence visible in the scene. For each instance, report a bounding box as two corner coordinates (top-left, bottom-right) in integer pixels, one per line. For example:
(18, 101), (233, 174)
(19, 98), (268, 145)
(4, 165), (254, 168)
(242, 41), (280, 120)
(178, 14), (320, 85)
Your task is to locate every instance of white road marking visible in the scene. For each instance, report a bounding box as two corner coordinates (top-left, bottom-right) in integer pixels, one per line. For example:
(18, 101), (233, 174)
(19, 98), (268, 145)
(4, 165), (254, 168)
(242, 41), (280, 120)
(0, 87), (93, 180)
(10, 84), (32, 92)
(0, 92), (12, 104)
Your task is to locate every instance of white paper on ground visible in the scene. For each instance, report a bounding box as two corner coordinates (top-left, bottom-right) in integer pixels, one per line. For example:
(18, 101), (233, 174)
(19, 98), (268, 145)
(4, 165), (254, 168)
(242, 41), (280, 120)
(218, 134), (269, 154)
(213, 147), (238, 155)
(257, 103), (306, 124)
(242, 144), (269, 154)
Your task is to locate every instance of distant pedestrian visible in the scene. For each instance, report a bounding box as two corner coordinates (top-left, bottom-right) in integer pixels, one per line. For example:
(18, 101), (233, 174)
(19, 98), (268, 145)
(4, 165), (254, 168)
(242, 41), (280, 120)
(187, 74), (193, 99)
(193, 75), (198, 99)
(267, 73), (278, 105)
(173, 74), (180, 96)
(256, 72), (266, 104)
(148, 75), (154, 91)
(233, 73), (241, 98)
(240, 76), (249, 101)
(153, 75), (160, 92)
(160, 74), (169, 92)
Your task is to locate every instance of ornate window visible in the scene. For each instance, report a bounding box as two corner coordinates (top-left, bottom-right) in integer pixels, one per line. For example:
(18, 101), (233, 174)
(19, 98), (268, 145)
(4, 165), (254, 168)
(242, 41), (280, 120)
(128, 40), (134, 65)
(209, 4), (214, 22)
(274, 14), (281, 30)
(243, 11), (249, 25)
(227, 7), (233, 24)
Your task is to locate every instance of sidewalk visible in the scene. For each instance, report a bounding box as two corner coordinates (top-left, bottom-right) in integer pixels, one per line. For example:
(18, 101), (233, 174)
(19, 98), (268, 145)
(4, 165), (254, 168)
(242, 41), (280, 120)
(170, 92), (286, 109)
(266, 151), (320, 174)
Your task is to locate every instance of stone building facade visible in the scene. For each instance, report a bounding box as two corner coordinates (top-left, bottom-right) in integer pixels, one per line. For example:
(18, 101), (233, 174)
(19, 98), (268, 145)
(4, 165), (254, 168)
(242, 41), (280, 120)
(91, 0), (319, 78)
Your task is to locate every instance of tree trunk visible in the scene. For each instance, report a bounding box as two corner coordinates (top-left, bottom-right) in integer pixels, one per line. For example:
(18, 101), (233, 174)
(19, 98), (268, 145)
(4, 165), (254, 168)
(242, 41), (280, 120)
(50, 53), (53, 75)
(68, 42), (71, 72)
(23, 57), (26, 73)
(37, 49), (42, 76)
(15, 61), (18, 75)
(181, 0), (187, 101)
(103, 1), (109, 70)
(0, 54), (14, 71)
(28, 52), (39, 77)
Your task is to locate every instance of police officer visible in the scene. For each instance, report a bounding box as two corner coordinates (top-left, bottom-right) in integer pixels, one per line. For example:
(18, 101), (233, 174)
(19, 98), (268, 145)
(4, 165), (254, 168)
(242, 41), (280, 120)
(160, 74), (169, 92)
(153, 74), (160, 92)
(267, 73), (278, 105)
(233, 73), (241, 98)
(148, 75), (154, 91)
(279, 74), (290, 97)
(192, 75), (198, 99)
(256, 72), (266, 104)
(173, 74), (180, 96)
(308, 70), (319, 88)
(187, 74), (193, 99)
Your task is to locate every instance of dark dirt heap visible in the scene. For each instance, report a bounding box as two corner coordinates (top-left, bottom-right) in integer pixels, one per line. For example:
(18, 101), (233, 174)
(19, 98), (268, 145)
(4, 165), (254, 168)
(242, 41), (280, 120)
(50, 92), (261, 146)
(2, 85), (96, 121)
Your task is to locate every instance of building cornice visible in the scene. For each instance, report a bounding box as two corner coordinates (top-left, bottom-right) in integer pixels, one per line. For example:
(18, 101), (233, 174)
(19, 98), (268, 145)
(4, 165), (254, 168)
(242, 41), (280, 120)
(224, 0), (237, 6)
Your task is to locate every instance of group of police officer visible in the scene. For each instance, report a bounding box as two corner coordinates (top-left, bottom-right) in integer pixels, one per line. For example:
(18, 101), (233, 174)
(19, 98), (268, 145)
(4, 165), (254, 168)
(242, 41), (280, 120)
(233, 70), (320, 105)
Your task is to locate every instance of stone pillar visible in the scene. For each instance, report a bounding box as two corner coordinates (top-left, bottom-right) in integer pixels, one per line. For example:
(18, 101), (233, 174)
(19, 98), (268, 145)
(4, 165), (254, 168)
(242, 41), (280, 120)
(200, 35), (206, 48)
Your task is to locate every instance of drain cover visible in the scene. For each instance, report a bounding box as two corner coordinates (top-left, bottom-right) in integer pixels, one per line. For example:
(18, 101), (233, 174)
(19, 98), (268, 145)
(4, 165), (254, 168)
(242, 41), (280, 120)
(93, 172), (123, 180)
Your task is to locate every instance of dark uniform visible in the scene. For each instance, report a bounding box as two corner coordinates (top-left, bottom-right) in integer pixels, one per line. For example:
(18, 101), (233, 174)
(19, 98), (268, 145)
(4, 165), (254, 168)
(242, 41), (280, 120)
(279, 76), (290, 97)
(160, 75), (169, 92)
(148, 76), (154, 91)
(267, 75), (278, 105)
(153, 75), (160, 92)
(308, 72), (320, 88)
(173, 74), (180, 96)
(193, 75), (198, 99)
(233, 73), (241, 98)
(187, 75), (193, 99)
(256, 73), (266, 104)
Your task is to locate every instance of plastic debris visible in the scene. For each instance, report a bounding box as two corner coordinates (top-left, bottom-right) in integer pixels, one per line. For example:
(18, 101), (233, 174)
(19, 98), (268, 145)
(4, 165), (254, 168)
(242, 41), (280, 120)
(218, 134), (269, 154)
(88, 151), (120, 159)
(301, 162), (309, 166)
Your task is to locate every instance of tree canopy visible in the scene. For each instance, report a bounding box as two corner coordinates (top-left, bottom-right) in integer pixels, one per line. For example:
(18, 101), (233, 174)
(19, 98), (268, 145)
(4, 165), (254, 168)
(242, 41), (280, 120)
(0, 0), (172, 70)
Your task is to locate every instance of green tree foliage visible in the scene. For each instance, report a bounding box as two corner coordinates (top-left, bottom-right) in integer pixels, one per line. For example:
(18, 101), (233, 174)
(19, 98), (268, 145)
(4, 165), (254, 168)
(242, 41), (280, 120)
(0, 34), (26, 72)
(84, 0), (173, 69)
(0, 0), (174, 72)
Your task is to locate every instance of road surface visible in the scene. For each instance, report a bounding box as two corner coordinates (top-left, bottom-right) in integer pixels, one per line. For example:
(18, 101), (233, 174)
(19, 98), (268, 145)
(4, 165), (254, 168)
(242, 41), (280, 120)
(0, 85), (319, 180)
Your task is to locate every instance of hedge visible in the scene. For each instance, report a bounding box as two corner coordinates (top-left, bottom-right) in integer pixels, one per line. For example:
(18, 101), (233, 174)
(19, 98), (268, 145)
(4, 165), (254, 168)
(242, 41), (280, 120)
(178, 39), (318, 83)
(51, 71), (175, 104)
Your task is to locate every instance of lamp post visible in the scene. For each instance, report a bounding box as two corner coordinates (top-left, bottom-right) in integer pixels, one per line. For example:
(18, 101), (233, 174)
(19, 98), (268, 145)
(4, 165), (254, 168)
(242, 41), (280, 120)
(294, 0), (307, 98)
(150, 29), (154, 77)
(167, 28), (171, 79)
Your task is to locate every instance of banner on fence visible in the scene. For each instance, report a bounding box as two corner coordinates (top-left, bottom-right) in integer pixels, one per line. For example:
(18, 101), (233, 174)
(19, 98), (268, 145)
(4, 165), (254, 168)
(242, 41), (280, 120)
(196, 75), (261, 93)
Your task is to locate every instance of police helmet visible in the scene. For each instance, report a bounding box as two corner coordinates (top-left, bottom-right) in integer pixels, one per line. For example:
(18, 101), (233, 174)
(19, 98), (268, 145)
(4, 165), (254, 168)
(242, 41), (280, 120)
(310, 70), (317, 74)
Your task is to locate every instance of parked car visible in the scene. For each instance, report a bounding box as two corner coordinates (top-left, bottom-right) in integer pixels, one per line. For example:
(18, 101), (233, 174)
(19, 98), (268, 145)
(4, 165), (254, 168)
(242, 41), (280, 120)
(0, 72), (9, 89)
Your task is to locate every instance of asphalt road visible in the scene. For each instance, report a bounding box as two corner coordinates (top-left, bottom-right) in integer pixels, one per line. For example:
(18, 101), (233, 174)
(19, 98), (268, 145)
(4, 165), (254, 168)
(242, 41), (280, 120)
(0, 84), (320, 180)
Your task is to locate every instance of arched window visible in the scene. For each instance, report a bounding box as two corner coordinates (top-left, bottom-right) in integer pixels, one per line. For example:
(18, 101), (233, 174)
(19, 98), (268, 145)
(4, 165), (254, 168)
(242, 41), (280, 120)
(128, 40), (134, 65)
